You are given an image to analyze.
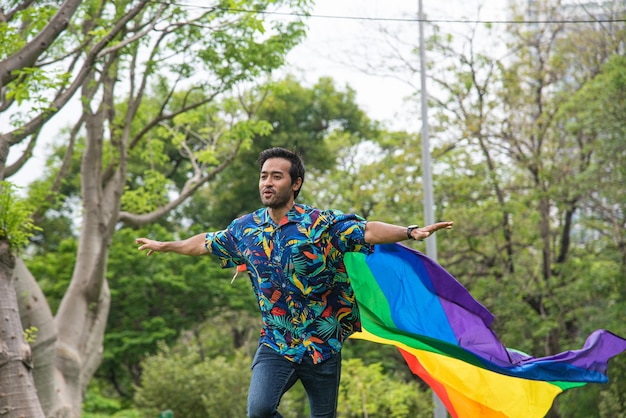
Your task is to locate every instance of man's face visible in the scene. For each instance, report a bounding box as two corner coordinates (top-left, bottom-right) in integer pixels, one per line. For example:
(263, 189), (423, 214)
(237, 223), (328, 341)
(259, 158), (301, 209)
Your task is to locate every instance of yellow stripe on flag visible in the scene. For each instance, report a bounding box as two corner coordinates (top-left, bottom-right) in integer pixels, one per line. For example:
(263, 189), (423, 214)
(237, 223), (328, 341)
(351, 328), (563, 418)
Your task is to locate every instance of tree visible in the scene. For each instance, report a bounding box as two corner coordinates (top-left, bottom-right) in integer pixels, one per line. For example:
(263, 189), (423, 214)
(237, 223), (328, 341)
(1, 1), (309, 416)
(191, 75), (379, 229)
(425, 2), (626, 415)
(554, 52), (626, 418)
(19, 75), (380, 407)
(0, 0), (82, 94)
(0, 182), (44, 417)
(335, 0), (625, 415)
(490, 0), (625, 360)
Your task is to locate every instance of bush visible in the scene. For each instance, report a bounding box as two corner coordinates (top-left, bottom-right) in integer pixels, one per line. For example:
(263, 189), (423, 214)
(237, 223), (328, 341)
(134, 344), (251, 418)
(338, 358), (433, 418)
(134, 340), (434, 417)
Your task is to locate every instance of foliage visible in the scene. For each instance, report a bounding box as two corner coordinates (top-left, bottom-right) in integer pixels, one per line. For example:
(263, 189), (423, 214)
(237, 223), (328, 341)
(306, 130), (425, 224)
(422, 2), (626, 416)
(25, 237), (77, 314)
(598, 359), (626, 418)
(5, 67), (71, 116)
(190, 75), (380, 229)
(95, 225), (259, 399)
(338, 358), (433, 418)
(300, 4), (626, 415)
(121, 90), (274, 216)
(0, 5), (56, 57)
(341, 339), (415, 382)
(106, 74), (383, 407)
(4, 0), (311, 416)
(7, 0), (626, 416)
(83, 380), (142, 418)
(23, 326), (38, 344)
(133, 342), (252, 418)
(0, 181), (41, 251)
(132, 334), (433, 418)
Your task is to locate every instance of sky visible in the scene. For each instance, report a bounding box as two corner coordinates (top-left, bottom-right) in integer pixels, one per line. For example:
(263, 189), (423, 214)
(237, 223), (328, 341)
(282, 0), (507, 131)
(9, 0), (508, 188)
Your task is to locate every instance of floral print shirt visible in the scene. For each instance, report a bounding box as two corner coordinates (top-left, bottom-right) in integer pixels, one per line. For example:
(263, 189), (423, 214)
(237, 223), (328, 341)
(205, 203), (372, 364)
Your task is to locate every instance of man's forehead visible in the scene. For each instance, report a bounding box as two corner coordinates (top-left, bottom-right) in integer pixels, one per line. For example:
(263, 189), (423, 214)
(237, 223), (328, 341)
(260, 169), (287, 175)
(261, 158), (291, 173)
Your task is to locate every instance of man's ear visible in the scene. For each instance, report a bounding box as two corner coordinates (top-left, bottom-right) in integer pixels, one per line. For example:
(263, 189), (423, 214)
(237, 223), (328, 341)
(292, 177), (303, 192)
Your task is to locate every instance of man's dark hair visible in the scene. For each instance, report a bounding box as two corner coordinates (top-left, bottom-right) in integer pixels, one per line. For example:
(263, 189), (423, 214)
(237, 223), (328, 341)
(257, 147), (306, 199)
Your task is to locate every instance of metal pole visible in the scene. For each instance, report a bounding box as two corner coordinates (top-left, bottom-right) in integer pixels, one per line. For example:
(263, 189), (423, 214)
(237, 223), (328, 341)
(417, 0), (446, 416)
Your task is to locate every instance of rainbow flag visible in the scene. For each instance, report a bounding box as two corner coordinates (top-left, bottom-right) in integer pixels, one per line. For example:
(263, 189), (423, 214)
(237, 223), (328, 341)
(344, 243), (626, 418)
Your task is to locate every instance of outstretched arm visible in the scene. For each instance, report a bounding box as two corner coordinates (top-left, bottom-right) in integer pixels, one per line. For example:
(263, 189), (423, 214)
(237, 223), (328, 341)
(136, 233), (209, 256)
(364, 221), (453, 245)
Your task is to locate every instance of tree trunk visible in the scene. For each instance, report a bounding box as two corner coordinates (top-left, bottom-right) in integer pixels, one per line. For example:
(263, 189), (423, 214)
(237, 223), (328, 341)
(36, 90), (118, 417)
(0, 240), (45, 418)
(53, 243), (111, 418)
(14, 257), (58, 415)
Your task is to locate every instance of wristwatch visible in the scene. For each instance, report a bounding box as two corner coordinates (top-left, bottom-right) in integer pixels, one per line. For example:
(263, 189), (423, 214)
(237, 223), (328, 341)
(406, 225), (420, 240)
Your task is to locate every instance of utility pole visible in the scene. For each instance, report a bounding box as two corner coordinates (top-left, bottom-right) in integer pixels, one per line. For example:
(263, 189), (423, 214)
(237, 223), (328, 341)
(417, 0), (446, 416)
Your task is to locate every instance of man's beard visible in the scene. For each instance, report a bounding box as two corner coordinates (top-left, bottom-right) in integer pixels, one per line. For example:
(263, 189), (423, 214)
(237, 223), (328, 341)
(261, 188), (292, 208)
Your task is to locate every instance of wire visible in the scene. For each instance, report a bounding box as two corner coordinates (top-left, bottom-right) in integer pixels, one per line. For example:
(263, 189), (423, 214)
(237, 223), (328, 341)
(219, 7), (626, 25)
(158, 0), (626, 25)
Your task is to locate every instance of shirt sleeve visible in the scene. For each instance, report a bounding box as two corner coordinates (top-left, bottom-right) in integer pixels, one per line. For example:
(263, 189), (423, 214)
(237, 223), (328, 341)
(327, 210), (373, 255)
(204, 228), (245, 268)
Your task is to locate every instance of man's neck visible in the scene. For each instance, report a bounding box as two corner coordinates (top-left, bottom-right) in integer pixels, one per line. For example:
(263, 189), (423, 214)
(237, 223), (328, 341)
(267, 202), (295, 224)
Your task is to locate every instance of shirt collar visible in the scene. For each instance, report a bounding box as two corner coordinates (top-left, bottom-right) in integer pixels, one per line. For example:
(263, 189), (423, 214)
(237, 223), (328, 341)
(259, 203), (307, 226)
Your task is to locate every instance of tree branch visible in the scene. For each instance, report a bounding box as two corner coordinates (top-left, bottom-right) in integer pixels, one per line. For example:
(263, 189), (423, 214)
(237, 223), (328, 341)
(0, 0), (82, 89)
(118, 139), (244, 227)
(4, 0), (152, 149)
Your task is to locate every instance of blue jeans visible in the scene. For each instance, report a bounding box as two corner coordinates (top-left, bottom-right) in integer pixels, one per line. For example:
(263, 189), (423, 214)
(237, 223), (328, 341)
(247, 344), (342, 418)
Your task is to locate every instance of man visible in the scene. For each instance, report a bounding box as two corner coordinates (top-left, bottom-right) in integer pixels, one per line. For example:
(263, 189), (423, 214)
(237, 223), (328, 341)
(136, 147), (453, 418)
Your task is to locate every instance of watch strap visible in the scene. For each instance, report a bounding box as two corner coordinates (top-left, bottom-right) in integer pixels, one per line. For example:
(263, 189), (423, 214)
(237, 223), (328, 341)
(407, 225), (420, 240)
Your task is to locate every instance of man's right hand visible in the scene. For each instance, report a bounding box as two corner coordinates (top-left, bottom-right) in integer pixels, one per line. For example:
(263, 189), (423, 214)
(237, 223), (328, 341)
(135, 238), (162, 256)
(135, 233), (209, 257)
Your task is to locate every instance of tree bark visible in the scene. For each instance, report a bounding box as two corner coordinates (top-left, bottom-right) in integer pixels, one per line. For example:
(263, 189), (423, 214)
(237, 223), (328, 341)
(0, 240), (45, 418)
(14, 257), (58, 415)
